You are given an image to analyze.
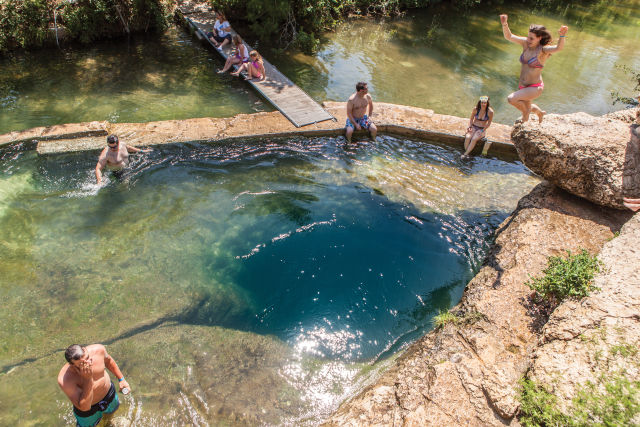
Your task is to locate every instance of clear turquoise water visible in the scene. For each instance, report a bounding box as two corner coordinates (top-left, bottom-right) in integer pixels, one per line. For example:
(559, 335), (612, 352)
(0, 136), (539, 424)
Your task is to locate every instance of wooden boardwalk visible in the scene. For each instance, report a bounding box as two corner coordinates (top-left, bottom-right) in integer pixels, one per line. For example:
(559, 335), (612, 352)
(177, 3), (335, 128)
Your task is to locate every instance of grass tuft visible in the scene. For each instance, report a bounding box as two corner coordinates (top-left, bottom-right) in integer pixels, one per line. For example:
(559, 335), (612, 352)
(526, 249), (601, 304)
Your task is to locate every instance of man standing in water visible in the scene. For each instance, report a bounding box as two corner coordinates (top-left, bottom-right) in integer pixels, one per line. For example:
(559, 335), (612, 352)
(345, 81), (377, 143)
(95, 134), (148, 184)
(58, 344), (130, 427)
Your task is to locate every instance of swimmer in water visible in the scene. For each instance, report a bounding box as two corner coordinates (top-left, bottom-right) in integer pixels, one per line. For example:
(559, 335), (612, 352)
(500, 14), (568, 123)
(95, 135), (149, 184)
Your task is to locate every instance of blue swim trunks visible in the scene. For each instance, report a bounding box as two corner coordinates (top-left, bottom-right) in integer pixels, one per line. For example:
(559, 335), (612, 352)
(73, 382), (120, 427)
(346, 115), (371, 130)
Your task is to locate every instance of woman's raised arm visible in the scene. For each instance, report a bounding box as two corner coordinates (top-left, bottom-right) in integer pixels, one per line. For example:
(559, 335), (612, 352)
(500, 14), (526, 46)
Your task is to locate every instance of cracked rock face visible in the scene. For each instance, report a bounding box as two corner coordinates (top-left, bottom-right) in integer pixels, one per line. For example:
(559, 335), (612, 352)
(511, 109), (640, 209)
(529, 212), (640, 415)
(324, 183), (629, 426)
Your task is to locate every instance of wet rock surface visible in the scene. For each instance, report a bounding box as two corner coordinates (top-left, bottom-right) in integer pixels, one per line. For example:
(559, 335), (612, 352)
(325, 183), (630, 426)
(511, 108), (640, 209)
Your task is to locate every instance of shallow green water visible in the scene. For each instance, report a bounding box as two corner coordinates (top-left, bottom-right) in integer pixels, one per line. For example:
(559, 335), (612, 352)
(0, 136), (539, 424)
(268, 1), (640, 122)
(2, 2), (640, 135)
(0, 28), (270, 134)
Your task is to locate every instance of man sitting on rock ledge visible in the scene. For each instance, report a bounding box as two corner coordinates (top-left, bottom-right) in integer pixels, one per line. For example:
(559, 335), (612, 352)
(345, 81), (377, 143)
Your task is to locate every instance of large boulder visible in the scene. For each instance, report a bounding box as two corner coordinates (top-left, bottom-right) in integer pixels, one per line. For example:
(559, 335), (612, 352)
(511, 110), (640, 209)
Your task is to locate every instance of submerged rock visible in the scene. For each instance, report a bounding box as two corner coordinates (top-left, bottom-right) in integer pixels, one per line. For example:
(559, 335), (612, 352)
(511, 109), (640, 209)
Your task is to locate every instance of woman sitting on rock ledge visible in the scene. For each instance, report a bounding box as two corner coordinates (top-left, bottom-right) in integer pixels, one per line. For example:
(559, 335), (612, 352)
(500, 14), (568, 123)
(462, 95), (493, 158)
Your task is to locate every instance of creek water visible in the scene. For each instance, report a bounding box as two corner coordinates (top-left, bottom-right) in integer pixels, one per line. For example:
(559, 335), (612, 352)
(1, 1), (639, 134)
(0, 136), (539, 424)
(0, 1), (638, 425)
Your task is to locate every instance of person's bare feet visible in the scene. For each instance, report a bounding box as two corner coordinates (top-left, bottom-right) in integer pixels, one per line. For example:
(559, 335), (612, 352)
(536, 110), (546, 123)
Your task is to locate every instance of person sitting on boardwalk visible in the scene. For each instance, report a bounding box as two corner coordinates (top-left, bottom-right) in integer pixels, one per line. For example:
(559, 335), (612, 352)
(231, 50), (266, 81)
(462, 95), (494, 158)
(500, 14), (568, 123)
(345, 81), (377, 143)
(218, 35), (249, 74)
(208, 12), (232, 50)
(58, 344), (130, 427)
(95, 134), (148, 184)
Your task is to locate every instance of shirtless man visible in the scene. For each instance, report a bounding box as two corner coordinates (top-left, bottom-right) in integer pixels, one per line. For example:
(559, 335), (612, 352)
(345, 81), (377, 143)
(95, 134), (148, 184)
(58, 344), (130, 427)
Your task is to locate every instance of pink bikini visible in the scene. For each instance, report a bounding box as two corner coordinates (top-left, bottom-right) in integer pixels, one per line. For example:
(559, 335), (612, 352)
(518, 47), (545, 90)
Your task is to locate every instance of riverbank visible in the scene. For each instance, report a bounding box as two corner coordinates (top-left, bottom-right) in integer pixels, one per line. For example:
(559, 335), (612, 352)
(0, 102), (514, 156)
(325, 107), (640, 425)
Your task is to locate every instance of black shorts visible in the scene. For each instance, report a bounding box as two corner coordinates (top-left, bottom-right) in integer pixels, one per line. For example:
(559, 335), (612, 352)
(207, 32), (231, 43)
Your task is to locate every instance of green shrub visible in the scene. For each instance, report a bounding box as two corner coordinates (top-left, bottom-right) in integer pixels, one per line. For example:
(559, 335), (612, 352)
(210, 0), (443, 49)
(572, 376), (640, 426)
(0, 0), (172, 52)
(61, 0), (172, 44)
(432, 310), (485, 329)
(519, 375), (640, 426)
(432, 310), (459, 329)
(526, 250), (601, 303)
(294, 30), (320, 54)
(519, 378), (569, 427)
(0, 0), (52, 52)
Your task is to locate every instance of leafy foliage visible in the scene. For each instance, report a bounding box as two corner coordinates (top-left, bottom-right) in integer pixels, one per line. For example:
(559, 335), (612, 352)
(519, 375), (640, 426)
(0, 0), (173, 53)
(432, 310), (460, 329)
(0, 0), (52, 52)
(209, 0), (448, 53)
(526, 250), (601, 304)
(60, 0), (173, 44)
(519, 378), (569, 427)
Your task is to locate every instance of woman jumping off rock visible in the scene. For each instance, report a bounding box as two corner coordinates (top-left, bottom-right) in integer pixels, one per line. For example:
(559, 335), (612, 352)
(500, 14), (568, 123)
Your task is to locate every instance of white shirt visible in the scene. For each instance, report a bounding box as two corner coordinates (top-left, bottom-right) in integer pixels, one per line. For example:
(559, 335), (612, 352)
(215, 20), (230, 37)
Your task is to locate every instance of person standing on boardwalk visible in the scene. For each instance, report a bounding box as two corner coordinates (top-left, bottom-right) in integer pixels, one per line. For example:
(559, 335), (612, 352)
(345, 81), (377, 142)
(58, 344), (130, 427)
(462, 95), (494, 158)
(500, 14), (568, 123)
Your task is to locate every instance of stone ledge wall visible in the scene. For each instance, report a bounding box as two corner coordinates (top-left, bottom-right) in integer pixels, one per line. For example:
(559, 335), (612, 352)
(0, 103), (514, 156)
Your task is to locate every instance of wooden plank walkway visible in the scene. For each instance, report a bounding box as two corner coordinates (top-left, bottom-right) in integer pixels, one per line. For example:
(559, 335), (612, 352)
(177, 4), (335, 128)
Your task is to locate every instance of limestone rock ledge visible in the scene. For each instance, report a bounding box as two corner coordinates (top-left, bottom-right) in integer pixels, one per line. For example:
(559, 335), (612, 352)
(511, 108), (640, 210)
(325, 183), (630, 426)
(529, 212), (640, 415)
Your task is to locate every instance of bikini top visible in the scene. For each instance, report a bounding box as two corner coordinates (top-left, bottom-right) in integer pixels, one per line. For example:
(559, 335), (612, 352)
(475, 109), (489, 122)
(520, 47), (544, 69)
